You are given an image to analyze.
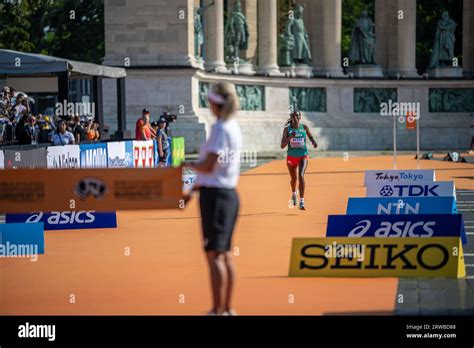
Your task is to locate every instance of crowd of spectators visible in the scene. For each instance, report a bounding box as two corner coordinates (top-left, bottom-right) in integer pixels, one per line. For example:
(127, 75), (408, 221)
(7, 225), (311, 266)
(1, 86), (101, 146)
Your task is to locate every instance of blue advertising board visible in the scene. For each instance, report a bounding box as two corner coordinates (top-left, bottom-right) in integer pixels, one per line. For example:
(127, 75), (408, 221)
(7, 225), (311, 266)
(326, 214), (466, 244)
(0, 223), (44, 254)
(5, 211), (117, 231)
(346, 197), (457, 215)
(80, 143), (108, 168)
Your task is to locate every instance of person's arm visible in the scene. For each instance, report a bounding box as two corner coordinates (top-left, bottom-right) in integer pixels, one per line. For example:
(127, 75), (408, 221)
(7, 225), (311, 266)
(281, 127), (295, 149)
(187, 153), (219, 174)
(303, 124), (317, 148)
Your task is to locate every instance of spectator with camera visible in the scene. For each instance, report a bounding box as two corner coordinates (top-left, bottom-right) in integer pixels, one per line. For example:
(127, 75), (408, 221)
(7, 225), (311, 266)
(85, 120), (100, 141)
(72, 115), (86, 143)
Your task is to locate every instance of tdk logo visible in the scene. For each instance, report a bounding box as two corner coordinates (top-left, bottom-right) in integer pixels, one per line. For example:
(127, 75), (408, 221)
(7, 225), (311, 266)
(379, 184), (439, 197)
(26, 211), (96, 225)
(348, 220), (435, 238)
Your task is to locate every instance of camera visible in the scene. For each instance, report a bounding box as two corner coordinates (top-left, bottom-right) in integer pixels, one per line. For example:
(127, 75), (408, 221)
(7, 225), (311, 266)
(160, 111), (177, 124)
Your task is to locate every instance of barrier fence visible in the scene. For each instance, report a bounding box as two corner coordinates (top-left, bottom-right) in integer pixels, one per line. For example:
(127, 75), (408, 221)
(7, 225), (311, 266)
(0, 137), (186, 170)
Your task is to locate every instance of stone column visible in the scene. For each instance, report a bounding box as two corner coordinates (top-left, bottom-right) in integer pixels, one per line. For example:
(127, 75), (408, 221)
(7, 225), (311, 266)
(203, 0), (229, 73)
(463, 0), (474, 78)
(375, 0), (419, 78)
(300, 0), (345, 77)
(315, 0), (345, 77)
(257, 0), (282, 76)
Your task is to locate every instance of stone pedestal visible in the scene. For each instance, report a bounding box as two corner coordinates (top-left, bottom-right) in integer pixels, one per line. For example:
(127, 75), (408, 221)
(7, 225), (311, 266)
(228, 61), (256, 76)
(294, 65), (314, 78)
(427, 67), (464, 78)
(347, 65), (384, 78)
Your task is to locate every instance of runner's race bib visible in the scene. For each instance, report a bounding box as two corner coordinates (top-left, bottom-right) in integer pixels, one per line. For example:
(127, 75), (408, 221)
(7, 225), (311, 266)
(290, 137), (305, 148)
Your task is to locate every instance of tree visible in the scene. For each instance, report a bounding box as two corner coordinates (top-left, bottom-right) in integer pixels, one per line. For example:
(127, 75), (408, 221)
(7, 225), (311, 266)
(0, 0), (104, 64)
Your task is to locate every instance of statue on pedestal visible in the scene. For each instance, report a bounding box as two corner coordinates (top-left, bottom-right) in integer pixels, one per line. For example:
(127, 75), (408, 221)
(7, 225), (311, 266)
(429, 11), (457, 68)
(194, 2), (214, 61)
(349, 10), (376, 64)
(224, 0), (249, 64)
(278, 4), (312, 66)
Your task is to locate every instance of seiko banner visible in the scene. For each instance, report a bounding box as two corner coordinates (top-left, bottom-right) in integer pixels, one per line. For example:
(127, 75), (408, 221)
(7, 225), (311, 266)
(80, 143), (108, 168)
(0, 222), (45, 255)
(133, 140), (154, 168)
(366, 181), (456, 198)
(5, 211), (117, 231)
(47, 145), (80, 169)
(107, 141), (134, 168)
(364, 170), (436, 186)
(288, 237), (465, 278)
(3, 148), (47, 169)
(326, 214), (466, 244)
(346, 197), (458, 215)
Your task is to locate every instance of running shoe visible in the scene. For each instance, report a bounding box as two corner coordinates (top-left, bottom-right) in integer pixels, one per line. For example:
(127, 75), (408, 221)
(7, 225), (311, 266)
(299, 201), (306, 211)
(223, 309), (238, 316)
(290, 191), (298, 207)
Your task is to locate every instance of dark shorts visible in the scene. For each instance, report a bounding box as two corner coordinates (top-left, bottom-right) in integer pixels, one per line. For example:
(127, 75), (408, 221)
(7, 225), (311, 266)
(199, 187), (239, 252)
(159, 148), (169, 163)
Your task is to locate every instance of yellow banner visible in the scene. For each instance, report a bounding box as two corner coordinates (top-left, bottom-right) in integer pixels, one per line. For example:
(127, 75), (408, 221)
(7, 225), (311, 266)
(289, 237), (465, 278)
(0, 168), (183, 212)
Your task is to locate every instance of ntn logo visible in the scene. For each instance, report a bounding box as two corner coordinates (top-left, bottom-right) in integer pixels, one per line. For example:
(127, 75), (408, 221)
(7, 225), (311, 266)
(26, 211), (96, 224)
(349, 219), (435, 238)
(377, 202), (420, 214)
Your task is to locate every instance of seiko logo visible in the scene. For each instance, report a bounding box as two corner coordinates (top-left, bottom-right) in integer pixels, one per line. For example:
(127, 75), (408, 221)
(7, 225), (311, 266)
(348, 220), (435, 238)
(25, 211), (96, 224)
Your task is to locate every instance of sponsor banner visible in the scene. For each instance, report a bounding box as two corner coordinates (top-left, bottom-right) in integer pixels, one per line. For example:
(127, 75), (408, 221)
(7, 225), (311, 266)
(4, 148), (47, 169)
(364, 170), (436, 186)
(346, 197), (458, 215)
(107, 141), (133, 168)
(326, 214), (466, 244)
(171, 137), (185, 167)
(366, 181), (455, 198)
(133, 140), (154, 168)
(6, 211), (117, 231)
(80, 143), (108, 168)
(0, 167), (182, 212)
(0, 223), (44, 255)
(183, 172), (197, 192)
(0, 150), (4, 169)
(47, 145), (80, 169)
(288, 237), (465, 278)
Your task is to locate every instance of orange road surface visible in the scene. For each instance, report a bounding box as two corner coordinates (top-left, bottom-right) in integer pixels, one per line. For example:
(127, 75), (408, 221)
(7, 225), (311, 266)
(1, 155), (472, 315)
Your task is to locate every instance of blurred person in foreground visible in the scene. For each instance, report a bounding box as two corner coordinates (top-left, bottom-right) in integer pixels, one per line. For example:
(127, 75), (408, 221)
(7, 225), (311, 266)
(184, 82), (242, 316)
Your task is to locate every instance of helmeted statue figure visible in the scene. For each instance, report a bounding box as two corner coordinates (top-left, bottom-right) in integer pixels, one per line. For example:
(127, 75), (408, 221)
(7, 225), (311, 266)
(429, 11), (457, 68)
(224, 0), (249, 63)
(279, 4), (312, 66)
(349, 10), (376, 64)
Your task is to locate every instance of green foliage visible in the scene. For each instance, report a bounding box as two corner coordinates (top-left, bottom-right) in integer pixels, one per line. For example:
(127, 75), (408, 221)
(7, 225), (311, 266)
(0, 0), (104, 64)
